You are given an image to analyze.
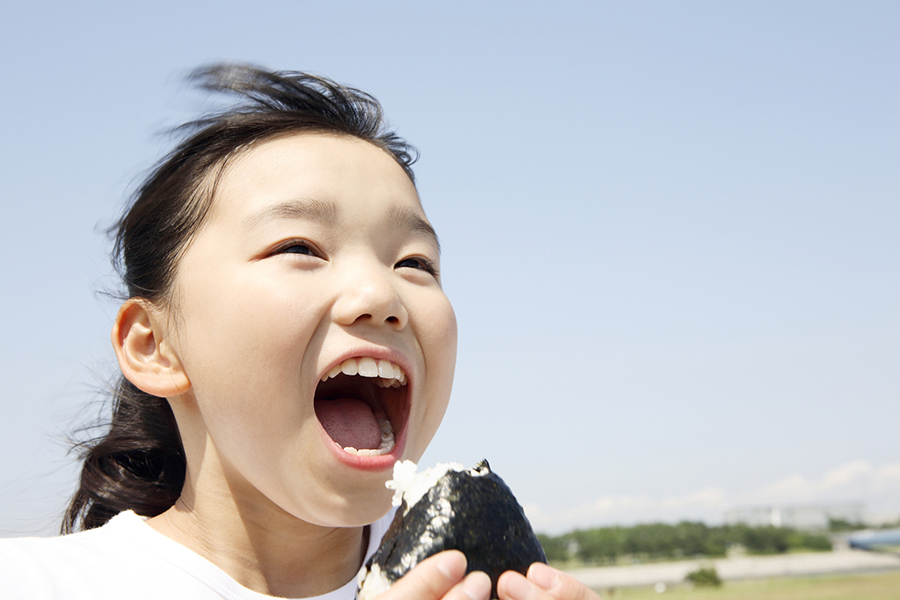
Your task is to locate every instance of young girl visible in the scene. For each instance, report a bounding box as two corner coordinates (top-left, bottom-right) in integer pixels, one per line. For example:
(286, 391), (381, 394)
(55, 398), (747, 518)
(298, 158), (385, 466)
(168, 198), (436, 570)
(0, 64), (598, 600)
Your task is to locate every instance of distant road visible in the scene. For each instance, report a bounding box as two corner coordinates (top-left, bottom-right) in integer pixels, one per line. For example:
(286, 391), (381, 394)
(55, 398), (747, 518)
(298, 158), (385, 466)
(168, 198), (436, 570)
(565, 550), (900, 589)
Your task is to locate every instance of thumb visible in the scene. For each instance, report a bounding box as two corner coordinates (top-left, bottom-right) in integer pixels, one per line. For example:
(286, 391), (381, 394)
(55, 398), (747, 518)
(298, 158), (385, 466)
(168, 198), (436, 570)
(375, 551), (467, 600)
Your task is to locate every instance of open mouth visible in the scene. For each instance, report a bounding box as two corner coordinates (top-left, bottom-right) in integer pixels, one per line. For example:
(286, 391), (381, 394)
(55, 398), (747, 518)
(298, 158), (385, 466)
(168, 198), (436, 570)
(315, 357), (409, 457)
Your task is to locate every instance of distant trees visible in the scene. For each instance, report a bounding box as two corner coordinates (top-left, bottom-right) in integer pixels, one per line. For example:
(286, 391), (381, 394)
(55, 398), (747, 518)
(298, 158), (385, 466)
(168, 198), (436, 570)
(535, 533), (570, 562)
(828, 517), (864, 532)
(537, 522), (832, 565)
(788, 530), (834, 552)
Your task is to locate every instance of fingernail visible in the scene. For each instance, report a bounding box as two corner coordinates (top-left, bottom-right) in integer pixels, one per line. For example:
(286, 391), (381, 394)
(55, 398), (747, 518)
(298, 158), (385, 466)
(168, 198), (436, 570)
(462, 571), (491, 600)
(502, 572), (534, 600)
(528, 563), (560, 591)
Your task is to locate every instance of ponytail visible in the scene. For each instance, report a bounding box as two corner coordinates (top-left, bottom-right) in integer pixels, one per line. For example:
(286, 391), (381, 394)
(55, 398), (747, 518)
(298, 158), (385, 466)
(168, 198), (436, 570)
(62, 378), (185, 533)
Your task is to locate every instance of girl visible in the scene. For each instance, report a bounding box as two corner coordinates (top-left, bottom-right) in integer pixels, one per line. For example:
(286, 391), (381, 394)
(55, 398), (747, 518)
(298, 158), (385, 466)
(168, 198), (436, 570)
(0, 64), (598, 600)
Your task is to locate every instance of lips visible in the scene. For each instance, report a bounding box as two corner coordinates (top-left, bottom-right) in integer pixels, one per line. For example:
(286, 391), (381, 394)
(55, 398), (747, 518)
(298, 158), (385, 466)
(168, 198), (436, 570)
(315, 357), (409, 458)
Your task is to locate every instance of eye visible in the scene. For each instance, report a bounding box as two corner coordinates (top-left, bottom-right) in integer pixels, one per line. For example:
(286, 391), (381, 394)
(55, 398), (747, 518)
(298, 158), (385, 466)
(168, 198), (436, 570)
(271, 239), (324, 259)
(395, 256), (438, 277)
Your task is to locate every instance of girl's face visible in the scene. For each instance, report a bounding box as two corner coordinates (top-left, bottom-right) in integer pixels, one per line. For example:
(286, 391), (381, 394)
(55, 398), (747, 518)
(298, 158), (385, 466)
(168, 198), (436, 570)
(163, 133), (457, 527)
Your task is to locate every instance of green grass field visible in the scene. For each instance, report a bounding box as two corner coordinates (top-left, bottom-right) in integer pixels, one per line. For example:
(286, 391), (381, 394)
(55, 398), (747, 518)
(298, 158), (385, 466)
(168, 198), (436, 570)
(597, 570), (900, 600)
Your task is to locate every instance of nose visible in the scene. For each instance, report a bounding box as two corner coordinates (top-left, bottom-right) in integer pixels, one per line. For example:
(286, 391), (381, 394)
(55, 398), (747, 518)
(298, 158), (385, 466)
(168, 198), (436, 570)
(332, 263), (409, 330)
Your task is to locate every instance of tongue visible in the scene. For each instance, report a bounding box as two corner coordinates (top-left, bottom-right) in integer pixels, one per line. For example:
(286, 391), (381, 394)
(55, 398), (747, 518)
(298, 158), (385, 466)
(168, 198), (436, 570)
(315, 398), (382, 450)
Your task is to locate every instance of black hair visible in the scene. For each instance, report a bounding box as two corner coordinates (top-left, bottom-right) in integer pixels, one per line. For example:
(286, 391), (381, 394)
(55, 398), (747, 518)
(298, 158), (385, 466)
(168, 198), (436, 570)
(62, 64), (417, 533)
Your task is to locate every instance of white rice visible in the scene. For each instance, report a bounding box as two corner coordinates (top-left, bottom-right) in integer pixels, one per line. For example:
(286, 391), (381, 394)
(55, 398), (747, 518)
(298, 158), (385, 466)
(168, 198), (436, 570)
(357, 563), (390, 600)
(385, 460), (464, 514)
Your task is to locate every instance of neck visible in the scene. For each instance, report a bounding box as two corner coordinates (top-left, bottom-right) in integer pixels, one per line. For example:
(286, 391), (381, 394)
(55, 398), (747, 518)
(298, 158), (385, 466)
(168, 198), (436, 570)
(148, 472), (369, 597)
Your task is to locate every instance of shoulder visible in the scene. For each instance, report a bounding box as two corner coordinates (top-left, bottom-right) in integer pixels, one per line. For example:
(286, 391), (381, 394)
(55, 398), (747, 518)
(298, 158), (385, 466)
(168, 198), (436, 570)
(0, 512), (222, 599)
(0, 515), (118, 598)
(0, 508), (399, 600)
(0, 511), (153, 567)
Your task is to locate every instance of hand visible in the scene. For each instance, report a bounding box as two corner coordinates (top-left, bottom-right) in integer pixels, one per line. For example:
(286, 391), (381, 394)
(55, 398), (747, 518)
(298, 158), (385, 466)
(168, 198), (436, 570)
(497, 563), (601, 600)
(376, 550), (493, 600)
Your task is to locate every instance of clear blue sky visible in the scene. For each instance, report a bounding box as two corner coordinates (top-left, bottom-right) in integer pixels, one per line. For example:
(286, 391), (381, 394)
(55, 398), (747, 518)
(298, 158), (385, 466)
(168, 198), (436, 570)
(1, 1), (898, 536)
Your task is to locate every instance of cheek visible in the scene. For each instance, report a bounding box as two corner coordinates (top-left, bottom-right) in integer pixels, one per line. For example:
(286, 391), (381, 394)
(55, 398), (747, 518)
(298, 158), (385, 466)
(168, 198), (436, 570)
(429, 299), (458, 380)
(171, 278), (325, 427)
(410, 299), (458, 458)
(171, 293), (329, 506)
(178, 263), (319, 358)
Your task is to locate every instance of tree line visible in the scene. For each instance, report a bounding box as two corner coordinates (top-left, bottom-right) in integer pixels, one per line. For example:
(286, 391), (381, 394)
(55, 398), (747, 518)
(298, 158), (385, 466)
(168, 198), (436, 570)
(537, 522), (832, 564)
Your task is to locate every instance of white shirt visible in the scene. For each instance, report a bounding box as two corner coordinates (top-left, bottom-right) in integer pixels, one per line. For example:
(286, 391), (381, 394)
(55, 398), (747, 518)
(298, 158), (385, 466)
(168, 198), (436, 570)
(0, 510), (393, 599)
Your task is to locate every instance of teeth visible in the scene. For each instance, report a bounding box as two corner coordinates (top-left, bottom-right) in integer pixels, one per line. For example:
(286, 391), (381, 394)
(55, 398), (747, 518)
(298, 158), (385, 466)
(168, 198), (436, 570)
(377, 360), (393, 378)
(322, 357), (408, 388)
(358, 357), (378, 377)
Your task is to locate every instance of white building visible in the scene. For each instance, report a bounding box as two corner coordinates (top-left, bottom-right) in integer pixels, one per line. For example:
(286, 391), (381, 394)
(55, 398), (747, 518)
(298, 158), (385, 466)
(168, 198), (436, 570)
(723, 504), (865, 531)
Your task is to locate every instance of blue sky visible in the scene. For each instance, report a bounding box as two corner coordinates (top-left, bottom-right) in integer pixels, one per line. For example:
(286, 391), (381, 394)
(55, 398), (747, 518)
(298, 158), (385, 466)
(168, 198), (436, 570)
(1, 1), (898, 536)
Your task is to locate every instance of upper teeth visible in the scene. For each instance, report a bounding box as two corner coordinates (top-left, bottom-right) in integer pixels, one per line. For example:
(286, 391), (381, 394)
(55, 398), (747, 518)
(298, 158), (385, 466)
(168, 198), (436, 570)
(322, 357), (408, 388)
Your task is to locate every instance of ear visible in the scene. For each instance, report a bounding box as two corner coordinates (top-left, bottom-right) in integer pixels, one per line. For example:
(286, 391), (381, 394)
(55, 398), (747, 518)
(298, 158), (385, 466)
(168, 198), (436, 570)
(112, 298), (191, 398)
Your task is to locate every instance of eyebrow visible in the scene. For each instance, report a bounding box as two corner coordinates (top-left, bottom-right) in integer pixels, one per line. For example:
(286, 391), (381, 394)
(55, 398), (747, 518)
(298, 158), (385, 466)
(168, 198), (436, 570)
(388, 206), (441, 253)
(242, 198), (338, 230)
(243, 198), (440, 252)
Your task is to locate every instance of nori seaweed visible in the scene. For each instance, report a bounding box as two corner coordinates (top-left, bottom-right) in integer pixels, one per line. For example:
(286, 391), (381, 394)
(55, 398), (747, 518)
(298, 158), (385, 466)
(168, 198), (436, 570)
(362, 460), (547, 598)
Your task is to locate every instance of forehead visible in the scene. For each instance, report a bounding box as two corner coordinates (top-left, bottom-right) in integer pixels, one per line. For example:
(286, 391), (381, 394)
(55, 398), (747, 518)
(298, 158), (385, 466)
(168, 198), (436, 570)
(207, 132), (425, 230)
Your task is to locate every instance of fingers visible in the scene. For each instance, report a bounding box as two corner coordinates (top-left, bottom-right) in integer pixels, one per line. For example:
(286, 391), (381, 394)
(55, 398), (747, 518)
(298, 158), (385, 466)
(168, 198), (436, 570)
(497, 563), (601, 600)
(447, 571), (492, 600)
(377, 551), (491, 600)
(381, 551), (465, 599)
